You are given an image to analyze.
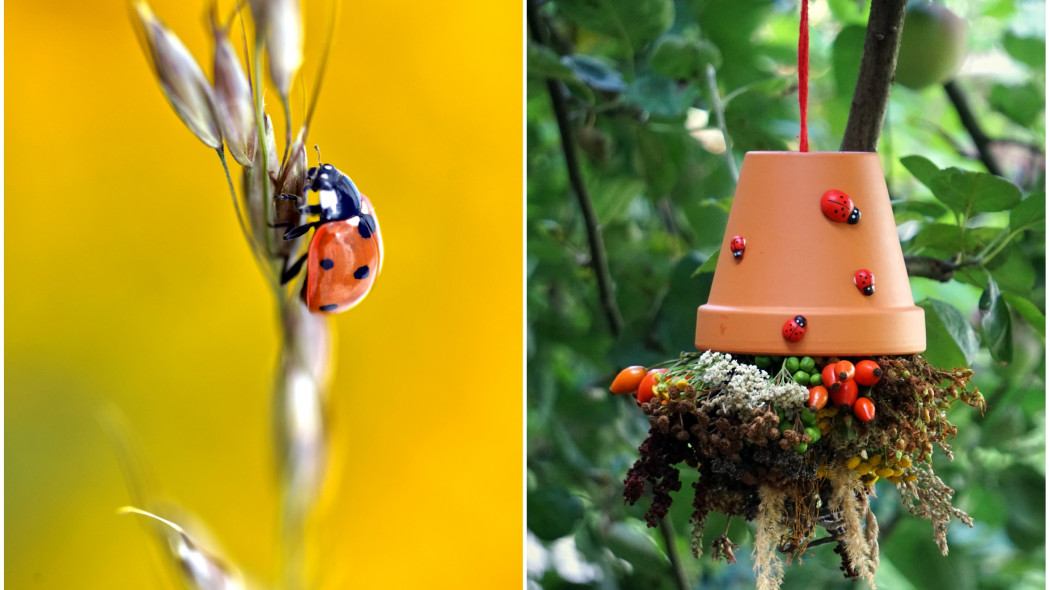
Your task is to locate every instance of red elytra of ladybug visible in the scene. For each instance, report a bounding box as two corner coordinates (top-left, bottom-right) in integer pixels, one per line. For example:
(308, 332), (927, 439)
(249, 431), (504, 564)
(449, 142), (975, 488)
(853, 269), (875, 295)
(730, 235), (746, 260)
(782, 315), (807, 342)
(820, 189), (861, 225)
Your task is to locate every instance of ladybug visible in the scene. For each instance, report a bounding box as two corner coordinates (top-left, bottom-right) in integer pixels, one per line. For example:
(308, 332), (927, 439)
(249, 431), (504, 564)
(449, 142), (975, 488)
(820, 189), (861, 224)
(782, 315), (807, 342)
(853, 269), (875, 296)
(277, 163), (384, 314)
(730, 235), (746, 260)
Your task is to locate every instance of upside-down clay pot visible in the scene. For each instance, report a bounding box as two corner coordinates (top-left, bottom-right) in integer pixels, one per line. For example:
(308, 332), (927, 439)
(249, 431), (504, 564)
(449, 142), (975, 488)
(695, 152), (925, 355)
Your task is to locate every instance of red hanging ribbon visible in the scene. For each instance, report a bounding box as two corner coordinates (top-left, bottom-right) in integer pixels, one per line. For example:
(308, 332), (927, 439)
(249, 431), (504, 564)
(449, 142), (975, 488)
(799, 0), (810, 151)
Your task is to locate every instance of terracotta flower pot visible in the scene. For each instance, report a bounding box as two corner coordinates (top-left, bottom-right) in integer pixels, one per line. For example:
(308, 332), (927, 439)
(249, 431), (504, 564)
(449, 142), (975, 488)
(695, 151), (925, 355)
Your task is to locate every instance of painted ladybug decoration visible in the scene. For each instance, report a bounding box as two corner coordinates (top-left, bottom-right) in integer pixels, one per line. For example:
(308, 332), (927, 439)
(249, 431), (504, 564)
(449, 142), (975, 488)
(730, 235), (746, 260)
(853, 269), (875, 296)
(782, 315), (807, 342)
(821, 189), (861, 224)
(277, 163), (384, 314)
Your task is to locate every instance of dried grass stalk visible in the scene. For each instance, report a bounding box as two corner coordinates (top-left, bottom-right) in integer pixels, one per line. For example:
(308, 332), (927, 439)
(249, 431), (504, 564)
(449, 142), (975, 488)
(753, 485), (787, 590)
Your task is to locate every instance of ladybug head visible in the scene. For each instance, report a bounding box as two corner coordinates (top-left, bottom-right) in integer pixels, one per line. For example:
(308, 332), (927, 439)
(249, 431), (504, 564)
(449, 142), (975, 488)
(306, 163), (363, 221)
(793, 315), (807, 327)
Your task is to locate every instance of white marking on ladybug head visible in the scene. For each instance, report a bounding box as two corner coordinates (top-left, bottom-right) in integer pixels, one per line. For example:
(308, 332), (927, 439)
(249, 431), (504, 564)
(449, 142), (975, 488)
(319, 189), (338, 211)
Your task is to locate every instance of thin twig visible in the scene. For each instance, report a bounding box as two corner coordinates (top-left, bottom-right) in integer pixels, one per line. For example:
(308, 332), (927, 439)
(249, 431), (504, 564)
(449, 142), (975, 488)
(705, 64), (738, 182)
(840, 0), (908, 152)
(527, 1), (624, 336)
(659, 516), (692, 590)
(943, 80), (1004, 176)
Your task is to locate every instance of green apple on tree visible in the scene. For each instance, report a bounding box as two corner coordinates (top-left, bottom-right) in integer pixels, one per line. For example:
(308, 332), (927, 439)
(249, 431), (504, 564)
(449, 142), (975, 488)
(895, 1), (968, 90)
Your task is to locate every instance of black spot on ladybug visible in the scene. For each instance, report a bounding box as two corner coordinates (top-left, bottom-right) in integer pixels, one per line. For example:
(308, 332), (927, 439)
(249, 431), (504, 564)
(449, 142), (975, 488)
(320, 258), (335, 270)
(354, 265), (370, 280)
(357, 214), (377, 239)
(319, 303), (339, 312)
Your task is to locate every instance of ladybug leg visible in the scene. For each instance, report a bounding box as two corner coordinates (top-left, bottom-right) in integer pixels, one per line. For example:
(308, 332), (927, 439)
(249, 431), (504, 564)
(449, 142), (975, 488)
(283, 221), (320, 240)
(275, 193), (322, 215)
(274, 193), (303, 204)
(280, 252), (308, 285)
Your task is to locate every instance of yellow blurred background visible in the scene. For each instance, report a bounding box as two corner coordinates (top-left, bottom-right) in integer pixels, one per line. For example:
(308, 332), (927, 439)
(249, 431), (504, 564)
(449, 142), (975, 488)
(6, 1), (522, 588)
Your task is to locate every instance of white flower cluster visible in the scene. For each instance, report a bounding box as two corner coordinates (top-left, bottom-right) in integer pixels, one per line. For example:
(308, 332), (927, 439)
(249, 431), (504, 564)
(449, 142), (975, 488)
(690, 350), (808, 420)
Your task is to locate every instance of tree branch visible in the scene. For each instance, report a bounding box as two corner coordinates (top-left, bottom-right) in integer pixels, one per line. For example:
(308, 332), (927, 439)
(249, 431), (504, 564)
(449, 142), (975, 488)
(943, 80), (1004, 176)
(904, 254), (981, 282)
(840, 0), (908, 152)
(527, 1), (625, 336)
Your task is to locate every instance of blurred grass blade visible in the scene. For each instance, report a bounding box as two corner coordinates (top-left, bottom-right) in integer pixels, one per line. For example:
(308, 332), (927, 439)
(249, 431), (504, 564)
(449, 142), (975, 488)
(118, 506), (248, 590)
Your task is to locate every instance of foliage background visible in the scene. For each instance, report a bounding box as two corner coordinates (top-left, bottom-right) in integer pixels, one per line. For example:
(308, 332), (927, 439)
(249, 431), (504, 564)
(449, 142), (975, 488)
(5, 1), (521, 588)
(526, 0), (1045, 588)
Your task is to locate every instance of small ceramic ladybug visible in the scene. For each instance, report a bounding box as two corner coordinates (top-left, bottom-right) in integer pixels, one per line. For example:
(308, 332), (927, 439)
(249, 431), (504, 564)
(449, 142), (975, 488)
(853, 269), (875, 296)
(821, 189), (861, 224)
(277, 163), (384, 314)
(730, 235), (746, 260)
(782, 315), (807, 342)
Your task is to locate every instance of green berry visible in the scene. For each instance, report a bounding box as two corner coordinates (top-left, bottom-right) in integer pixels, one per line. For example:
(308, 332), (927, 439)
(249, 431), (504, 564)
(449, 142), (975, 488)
(809, 372), (823, 386)
(800, 356), (816, 373)
(754, 355), (771, 368)
(779, 420), (791, 433)
(794, 442), (809, 453)
(800, 409), (816, 426)
(793, 370), (810, 385)
(785, 357), (800, 373)
(805, 426), (821, 443)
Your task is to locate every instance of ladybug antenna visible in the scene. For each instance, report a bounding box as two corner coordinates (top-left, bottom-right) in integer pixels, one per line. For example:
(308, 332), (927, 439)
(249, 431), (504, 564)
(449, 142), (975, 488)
(314, 145), (322, 166)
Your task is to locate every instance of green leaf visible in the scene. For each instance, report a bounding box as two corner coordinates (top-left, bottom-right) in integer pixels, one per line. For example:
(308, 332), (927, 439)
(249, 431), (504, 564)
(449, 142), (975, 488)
(1003, 32), (1045, 70)
(650, 35), (720, 80)
(1002, 293), (1046, 338)
(562, 54), (627, 92)
(988, 247), (1037, 295)
(527, 42), (575, 80)
(928, 167), (1023, 214)
(832, 25), (866, 96)
(527, 486), (585, 541)
(692, 252), (718, 276)
(979, 277), (1014, 363)
(623, 72), (699, 118)
(557, 0), (674, 50)
(1010, 192), (1045, 232)
(919, 298), (979, 367)
(990, 81), (1045, 128)
(900, 155), (941, 191)
(598, 519), (669, 566)
(827, 0), (870, 24)
(653, 251), (712, 350)
(907, 222), (963, 252)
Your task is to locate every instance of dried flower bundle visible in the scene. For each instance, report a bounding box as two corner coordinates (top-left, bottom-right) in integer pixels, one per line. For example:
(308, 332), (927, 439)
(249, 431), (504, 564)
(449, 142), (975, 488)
(624, 351), (984, 589)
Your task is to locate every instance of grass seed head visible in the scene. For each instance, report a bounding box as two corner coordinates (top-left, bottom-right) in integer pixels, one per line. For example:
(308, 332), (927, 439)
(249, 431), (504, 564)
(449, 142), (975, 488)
(250, 0), (303, 97)
(133, 1), (223, 149)
(212, 24), (257, 166)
